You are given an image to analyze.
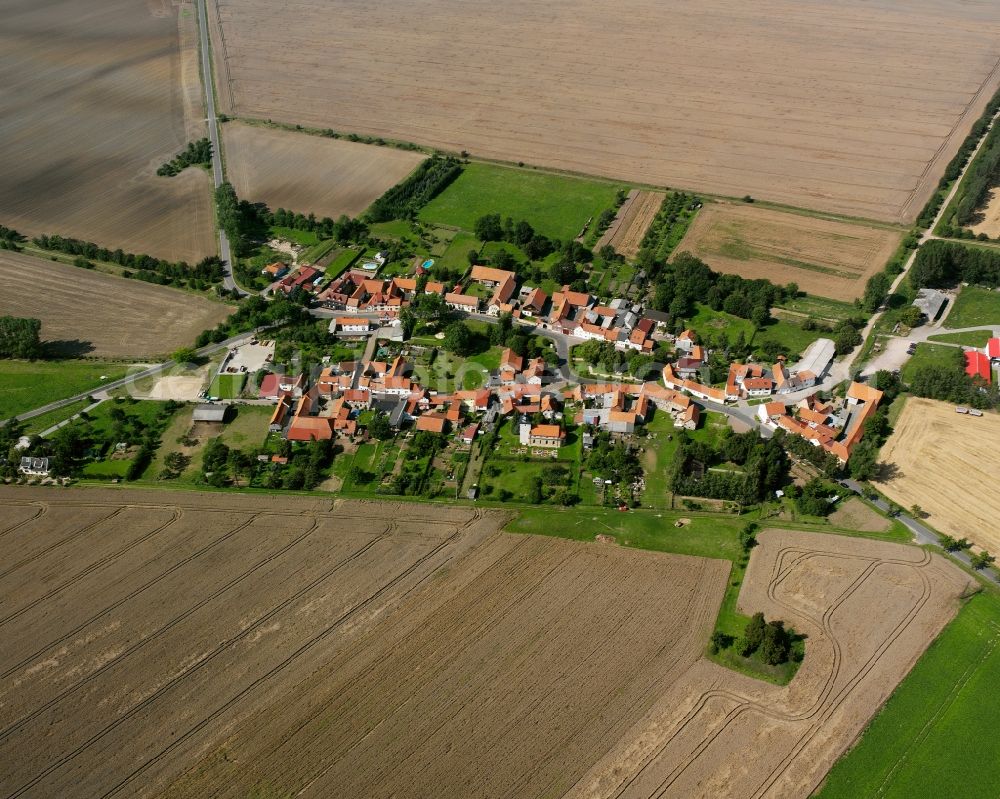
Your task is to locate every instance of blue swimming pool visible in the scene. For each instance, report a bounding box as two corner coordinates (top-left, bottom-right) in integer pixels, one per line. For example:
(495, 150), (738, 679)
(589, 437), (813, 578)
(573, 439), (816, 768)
(422, 259), (434, 269)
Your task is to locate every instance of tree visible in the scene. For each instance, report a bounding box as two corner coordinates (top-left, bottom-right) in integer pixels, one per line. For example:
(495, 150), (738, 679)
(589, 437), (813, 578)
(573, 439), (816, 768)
(367, 412), (393, 441)
(443, 321), (476, 356)
(201, 437), (230, 477)
(0, 316), (42, 359)
(172, 347), (198, 364)
(474, 213), (503, 242)
(742, 612), (766, 654)
(970, 551), (995, 570)
(528, 476), (544, 504)
(910, 504), (924, 519)
(760, 621), (790, 665)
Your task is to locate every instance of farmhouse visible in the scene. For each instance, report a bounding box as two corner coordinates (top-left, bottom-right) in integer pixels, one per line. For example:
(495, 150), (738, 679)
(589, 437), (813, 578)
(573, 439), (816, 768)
(445, 292), (480, 312)
(333, 317), (374, 334)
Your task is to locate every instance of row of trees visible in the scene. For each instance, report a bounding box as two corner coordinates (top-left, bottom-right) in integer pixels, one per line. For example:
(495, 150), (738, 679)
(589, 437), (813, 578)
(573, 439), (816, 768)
(366, 156), (462, 222)
(909, 239), (1000, 289)
(952, 124), (1000, 229)
(157, 138), (212, 177)
(32, 234), (225, 289)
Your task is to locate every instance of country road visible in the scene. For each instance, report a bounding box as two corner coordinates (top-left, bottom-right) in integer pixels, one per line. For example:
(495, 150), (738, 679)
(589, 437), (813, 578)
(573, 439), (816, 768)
(195, 0), (247, 297)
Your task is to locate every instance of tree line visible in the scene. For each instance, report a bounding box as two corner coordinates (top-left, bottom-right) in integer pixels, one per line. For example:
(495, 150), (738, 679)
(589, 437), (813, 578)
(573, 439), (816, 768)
(157, 138), (213, 177)
(0, 316), (42, 359)
(0, 224), (25, 251)
(366, 156), (462, 222)
(916, 87), (1000, 229)
(32, 234), (224, 289)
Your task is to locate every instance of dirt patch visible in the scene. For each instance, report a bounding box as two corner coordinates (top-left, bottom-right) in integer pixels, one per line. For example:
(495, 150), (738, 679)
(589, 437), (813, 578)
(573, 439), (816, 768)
(828, 497), (889, 532)
(0, 487), (726, 799)
(0, 252), (233, 358)
(968, 186), (1000, 239)
(877, 397), (1000, 552)
(0, 1), (215, 262)
(568, 529), (972, 798)
(222, 122), (425, 217)
(208, 0), (1000, 223)
(675, 203), (902, 301)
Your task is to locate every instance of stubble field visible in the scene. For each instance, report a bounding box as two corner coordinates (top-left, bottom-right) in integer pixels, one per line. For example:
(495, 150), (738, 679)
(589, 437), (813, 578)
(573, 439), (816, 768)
(0, 488), (971, 799)
(674, 203), (902, 301)
(876, 397), (1000, 552)
(222, 122), (424, 218)
(208, 0), (1000, 223)
(0, 253), (232, 358)
(0, 0), (215, 262)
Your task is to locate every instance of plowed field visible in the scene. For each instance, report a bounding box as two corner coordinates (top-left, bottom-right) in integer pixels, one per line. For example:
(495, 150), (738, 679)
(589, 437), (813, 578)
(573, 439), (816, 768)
(207, 0), (1000, 222)
(0, 1), (215, 262)
(222, 122), (424, 218)
(598, 190), (664, 259)
(675, 203), (902, 301)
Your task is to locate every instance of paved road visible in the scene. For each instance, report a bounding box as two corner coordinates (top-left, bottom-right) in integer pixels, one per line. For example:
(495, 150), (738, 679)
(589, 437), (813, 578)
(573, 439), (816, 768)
(840, 478), (1000, 587)
(2, 330), (265, 427)
(195, 0), (246, 297)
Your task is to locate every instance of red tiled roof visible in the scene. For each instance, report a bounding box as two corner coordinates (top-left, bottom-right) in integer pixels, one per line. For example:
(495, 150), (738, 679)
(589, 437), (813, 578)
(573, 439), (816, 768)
(965, 350), (992, 383)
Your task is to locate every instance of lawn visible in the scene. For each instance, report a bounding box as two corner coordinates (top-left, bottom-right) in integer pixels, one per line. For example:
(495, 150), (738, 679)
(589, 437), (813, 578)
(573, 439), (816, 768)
(815, 590), (1000, 799)
(944, 286), (1000, 328)
(21, 399), (94, 435)
(208, 373), (248, 399)
(435, 231), (482, 271)
(927, 329), (994, 347)
(418, 162), (624, 241)
(755, 317), (827, 359)
(901, 343), (962, 383)
(0, 359), (131, 420)
(775, 294), (861, 324)
(685, 305), (832, 360)
(324, 248), (361, 278)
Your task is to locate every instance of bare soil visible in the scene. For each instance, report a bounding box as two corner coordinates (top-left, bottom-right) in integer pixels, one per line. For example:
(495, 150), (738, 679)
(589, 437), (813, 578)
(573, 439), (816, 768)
(675, 202), (902, 301)
(568, 529), (971, 798)
(877, 397), (1000, 552)
(222, 122), (424, 218)
(968, 186), (1000, 238)
(207, 0), (1000, 223)
(0, 252), (233, 358)
(0, 1), (215, 262)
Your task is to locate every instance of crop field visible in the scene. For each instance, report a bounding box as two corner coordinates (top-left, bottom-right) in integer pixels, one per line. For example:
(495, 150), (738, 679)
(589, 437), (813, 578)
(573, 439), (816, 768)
(816, 589), (1000, 799)
(418, 162), (622, 240)
(877, 398), (1000, 552)
(0, 252), (233, 358)
(0, 487), (731, 799)
(222, 122), (424, 217)
(570, 529), (971, 798)
(208, 0), (1000, 223)
(675, 203), (902, 301)
(0, 0), (215, 262)
(597, 190), (665, 259)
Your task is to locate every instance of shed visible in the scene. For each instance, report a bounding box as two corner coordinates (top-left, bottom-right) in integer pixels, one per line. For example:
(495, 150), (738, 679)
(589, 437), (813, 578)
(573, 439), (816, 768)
(192, 403), (228, 423)
(912, 288), (947, 322)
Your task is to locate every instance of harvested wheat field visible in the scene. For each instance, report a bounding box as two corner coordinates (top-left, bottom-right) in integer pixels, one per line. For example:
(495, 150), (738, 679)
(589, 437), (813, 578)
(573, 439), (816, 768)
(675, 203), (902, 301)
(597, 190), (664, 259)
(569, 529), (971, 798)
(222, 122), (424, 217)
(0, 488), (728, 799)
(0, 252), (232, 358)
(0, 1), (215, 262)
(877, 397), (1000, 552)
(208, 0), (1000, 223)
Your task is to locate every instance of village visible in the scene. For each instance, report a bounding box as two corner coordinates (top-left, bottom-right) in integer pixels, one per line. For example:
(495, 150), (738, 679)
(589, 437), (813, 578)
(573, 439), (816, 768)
(171, 253), (914, 504)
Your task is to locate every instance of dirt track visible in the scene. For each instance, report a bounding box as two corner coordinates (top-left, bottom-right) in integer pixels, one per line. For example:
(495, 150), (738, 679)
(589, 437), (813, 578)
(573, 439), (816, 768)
(0, 1), (215, 262)
(877, 398), (1000, 552)
(0, 253), (232, 358)
(207, 0), (1000, 222)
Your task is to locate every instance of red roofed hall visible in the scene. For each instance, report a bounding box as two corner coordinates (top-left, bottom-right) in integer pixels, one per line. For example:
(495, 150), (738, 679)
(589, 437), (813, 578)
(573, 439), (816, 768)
(965, 350), (992, 383)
